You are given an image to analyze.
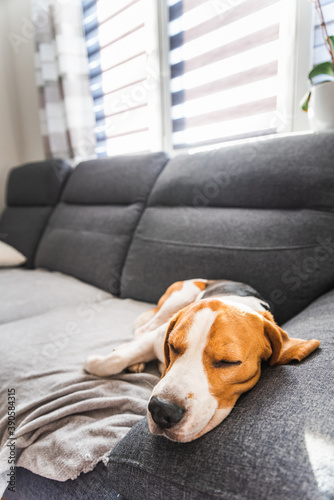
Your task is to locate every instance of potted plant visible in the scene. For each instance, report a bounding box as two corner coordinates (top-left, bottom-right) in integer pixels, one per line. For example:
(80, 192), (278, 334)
(301, 0), (334, 130)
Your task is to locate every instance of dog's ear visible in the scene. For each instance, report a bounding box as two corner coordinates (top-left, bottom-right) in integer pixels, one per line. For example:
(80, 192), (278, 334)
(161, 312), (180, 377)
(260, 311), (320, 366)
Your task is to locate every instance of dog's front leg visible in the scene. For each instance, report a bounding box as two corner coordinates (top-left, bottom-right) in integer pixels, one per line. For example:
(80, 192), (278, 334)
(84, 325), (166, 377)
(134, 280), (207, 338)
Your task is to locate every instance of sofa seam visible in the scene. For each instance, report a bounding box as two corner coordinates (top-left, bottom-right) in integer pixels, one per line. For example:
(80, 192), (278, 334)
(59, 198), (146, 206)
(33, 161), (72, 268)
(38, 226), (133, 239)
(119, 156), (170, 296)
(146, 204), (334, 213)
(132, 235), (328, 252)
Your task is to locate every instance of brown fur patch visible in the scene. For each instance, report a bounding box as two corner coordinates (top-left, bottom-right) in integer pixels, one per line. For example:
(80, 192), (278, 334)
(193, 280), (207, 291)
(260, 310), (320, 366)
(202, 303), (266, 408)
(161, 297), (320, 424)
(162, 299), (267, 408)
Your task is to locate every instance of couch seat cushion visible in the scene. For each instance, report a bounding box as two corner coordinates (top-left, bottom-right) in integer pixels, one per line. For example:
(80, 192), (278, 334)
(0, 269), (112, 325)
(0, 295), (158, 489)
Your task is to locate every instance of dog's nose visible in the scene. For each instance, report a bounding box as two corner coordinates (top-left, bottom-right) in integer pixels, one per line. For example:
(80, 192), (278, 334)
(148, 396), (185, 429)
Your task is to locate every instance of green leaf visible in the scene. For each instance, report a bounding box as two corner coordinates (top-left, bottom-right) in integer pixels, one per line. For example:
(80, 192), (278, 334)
(300, 89), (311, 112)
(308, 62), (334, 83)
(329, 36), (334, 54)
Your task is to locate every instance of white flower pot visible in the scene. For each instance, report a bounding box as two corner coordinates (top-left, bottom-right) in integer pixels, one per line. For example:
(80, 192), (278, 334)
(308, 81), (334, 131)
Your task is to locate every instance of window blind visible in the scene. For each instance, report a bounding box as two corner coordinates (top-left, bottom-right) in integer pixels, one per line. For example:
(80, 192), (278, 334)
(313, 0), (334, 84)
(168, 0), (283, 149)
(82, 0), (160, 156)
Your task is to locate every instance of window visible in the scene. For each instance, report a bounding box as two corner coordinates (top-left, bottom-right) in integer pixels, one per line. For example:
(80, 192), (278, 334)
(312, 0), (334, 84)
(82, 0), (329, 156)
(168, 0), (284, 149)
(82, 0), (162, 157)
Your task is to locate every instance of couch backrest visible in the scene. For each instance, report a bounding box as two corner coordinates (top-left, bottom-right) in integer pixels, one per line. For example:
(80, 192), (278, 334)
(35, 153), (168, 295)
(121, 132), (334, 324)
(0, 159), (71, 268)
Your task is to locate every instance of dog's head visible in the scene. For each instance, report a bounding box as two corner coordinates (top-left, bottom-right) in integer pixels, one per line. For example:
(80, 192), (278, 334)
(148, 299), (320, 442)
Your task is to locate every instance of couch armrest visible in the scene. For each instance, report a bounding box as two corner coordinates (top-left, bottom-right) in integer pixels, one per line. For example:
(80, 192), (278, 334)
(108, 288), (334, 500)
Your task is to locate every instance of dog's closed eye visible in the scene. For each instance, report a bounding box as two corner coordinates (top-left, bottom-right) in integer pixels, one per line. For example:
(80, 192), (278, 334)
(212, 360), (242, 368)
(169, 343), (179, 355)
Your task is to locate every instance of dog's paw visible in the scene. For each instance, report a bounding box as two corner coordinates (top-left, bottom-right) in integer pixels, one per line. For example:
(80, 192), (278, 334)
(84, 354), (103, 375)
(128, 362), (146, 373)
(83, 353), (125, 377)
(83, 354), (113, 377)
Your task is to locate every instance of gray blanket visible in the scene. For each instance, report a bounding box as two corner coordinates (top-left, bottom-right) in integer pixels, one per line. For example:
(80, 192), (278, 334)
(0, 282), (159, 493)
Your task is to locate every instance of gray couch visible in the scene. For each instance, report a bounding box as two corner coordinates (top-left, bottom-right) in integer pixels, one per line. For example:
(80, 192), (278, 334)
(1, 132), (334, 500)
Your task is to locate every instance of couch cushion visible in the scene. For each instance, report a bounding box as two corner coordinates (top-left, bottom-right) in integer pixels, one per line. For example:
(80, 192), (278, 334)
(0, 160), (71, 268)
(0, 296), (159, 486)
(0, 268), (111, 325)
(6, 159), (71, 206)
(0, 241), (26, 267)
(35, 153), (168, 294)
(4, 463), (126, 500)
(108, 288), (334, 500)
(121, 132), (334, 324)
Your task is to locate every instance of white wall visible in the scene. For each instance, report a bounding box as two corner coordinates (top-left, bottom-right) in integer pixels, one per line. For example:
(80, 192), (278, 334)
(0, 0), (44, 213)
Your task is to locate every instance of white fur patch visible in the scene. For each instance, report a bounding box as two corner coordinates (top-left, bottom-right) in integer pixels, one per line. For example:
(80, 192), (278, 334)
(156, 280), (206, 321)
(134, 280), (205, 338)
(150, 307), (219, 441)
(216, 295), (266, 314)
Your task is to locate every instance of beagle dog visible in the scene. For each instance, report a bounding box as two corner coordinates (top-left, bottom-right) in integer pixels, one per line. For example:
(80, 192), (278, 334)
(84, 279), (320, 443)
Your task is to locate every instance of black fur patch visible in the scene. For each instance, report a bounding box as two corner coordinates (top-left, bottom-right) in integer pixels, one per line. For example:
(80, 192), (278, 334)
(201, 280), (271, 311)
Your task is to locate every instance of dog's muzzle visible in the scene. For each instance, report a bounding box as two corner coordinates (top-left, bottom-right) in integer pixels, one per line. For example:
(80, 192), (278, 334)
(148, 396), (185, 429)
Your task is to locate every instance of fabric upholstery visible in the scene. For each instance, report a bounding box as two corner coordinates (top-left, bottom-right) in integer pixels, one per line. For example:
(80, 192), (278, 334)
(0, 269), (111, 325)
(4, 463), (126, 500)
(0, 160), (71, 267)
(1, 133), (334, 500)
(108, 287), (334, 500)
(35, 153), (168, 294)
(121, 132), (334, 324)
(6, 159), (71, 206)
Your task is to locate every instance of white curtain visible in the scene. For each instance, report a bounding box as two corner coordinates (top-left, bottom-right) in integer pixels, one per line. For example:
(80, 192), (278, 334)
(31, 0), (96, 162)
